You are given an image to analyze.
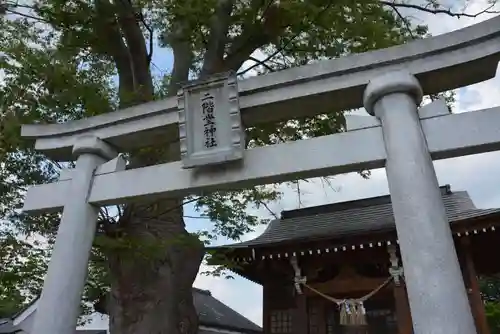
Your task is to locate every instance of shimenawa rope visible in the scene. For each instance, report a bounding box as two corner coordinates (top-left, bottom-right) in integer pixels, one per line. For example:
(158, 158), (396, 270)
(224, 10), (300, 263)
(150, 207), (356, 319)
(300, 276), (393, 326)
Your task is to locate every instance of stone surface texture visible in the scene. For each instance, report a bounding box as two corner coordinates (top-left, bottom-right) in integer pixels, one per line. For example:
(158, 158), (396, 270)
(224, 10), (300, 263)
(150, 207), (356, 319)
(31, 137), (117, 334)
(364, 71), (476, 334)
(21, 104), (500, 214)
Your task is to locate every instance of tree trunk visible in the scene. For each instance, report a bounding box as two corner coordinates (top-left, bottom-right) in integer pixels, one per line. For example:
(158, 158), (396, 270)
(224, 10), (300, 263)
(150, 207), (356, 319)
(102, 25), (204, 328)
(107, 196), (204, 334)
(98, 5), (245, 330)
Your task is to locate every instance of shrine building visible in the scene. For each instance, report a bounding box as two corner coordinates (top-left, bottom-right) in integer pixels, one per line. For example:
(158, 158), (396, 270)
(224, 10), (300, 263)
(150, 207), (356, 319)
(209, 185), (500, 334)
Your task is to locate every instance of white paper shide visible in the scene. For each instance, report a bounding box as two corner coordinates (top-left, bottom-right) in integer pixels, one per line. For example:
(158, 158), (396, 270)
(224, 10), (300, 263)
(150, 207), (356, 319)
(177, 72), (244, 168)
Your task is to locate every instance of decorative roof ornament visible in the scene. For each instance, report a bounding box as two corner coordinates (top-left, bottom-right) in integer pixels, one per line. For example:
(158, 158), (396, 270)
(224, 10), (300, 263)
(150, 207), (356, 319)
(388, 245), (404, 286)
(290, 255), (306, 294)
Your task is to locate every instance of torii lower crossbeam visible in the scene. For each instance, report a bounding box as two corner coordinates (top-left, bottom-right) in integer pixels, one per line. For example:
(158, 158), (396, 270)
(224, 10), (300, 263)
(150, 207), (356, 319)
(23, 105), (500, 214)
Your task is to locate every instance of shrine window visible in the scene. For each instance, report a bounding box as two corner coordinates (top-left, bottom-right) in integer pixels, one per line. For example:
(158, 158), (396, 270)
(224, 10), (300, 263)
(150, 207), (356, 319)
(365, 307), (398, 333)
(270, 310), (292, 333)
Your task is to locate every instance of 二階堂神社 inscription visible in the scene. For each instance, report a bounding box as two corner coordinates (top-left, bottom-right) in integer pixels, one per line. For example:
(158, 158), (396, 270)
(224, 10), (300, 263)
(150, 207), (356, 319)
(177, 72), (244, 168)
(201, 92), (217, 149)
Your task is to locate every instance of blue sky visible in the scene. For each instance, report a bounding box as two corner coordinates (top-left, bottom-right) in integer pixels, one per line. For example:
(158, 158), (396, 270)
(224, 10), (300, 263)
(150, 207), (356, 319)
(150, 48), (174, 79)
(84, 0), (500, 329)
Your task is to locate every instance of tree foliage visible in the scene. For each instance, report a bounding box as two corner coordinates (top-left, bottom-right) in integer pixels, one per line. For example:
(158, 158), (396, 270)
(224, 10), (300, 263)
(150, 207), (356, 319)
(481, 276), (500, 333)
(0, 0), (497, 332)
(0, 230), (47, 318)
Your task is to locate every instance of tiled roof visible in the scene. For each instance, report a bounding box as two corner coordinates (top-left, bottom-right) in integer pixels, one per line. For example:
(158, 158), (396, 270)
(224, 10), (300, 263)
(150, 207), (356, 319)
(199, 329), (241, 334)
(193, 288), (261, 333)
(217, 185), (500, 249)
(1, 289), (261, 334)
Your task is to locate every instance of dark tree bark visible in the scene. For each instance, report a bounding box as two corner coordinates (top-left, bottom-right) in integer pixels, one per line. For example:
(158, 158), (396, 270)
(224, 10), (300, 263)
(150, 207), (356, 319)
(91, 2), (205, 332)
(108, 200), (204, 333)
(91, 0), (286, 332)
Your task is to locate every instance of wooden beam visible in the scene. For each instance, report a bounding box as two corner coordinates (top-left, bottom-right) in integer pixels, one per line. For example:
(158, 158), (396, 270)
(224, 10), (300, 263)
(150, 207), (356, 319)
(293, 294), (308, 334)
(263, 284), (271, 334)
(304, 266), (387, 296)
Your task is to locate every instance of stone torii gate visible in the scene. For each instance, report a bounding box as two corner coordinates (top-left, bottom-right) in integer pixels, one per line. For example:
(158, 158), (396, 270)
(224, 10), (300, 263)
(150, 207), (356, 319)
(21, 15), (500, 334)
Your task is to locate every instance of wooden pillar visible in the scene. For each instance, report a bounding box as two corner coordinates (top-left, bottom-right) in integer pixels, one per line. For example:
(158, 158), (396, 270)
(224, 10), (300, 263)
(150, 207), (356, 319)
(393, 280), (413, 334)
(388, 245), (413, 334)
(293, 293), (308, 334)
(316, 298), (326, 334)
(460, 237), (490, 334)
(263, 284), (271, 334)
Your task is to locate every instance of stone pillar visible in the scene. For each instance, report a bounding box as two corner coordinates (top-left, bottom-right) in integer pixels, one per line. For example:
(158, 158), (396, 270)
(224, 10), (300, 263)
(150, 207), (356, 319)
(363, 71), (476, 334)
(32, 136), (116, 334)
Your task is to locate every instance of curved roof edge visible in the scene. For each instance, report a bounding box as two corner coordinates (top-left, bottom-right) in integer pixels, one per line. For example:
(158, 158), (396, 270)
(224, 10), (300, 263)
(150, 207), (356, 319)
(22, 15), (500, 161)
(210, 186), (500, 250)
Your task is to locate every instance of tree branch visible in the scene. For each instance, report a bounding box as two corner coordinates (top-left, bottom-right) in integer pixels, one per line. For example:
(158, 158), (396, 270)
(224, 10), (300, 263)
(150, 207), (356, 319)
(5, 8), (49, 23)
(137, 197), (201, 221)
(201, 0), (235, 76)
(184, 215), (210, 220)
(247, 56), (275, 72)
(135, 11), (154, 63)
(115, 0), (153, 102)
(238, 0), (498, 77)
(93, 0), (135, 107)
(390, 4), (416, 39)
(380, 1), (499, 18)
(224, 31), (270, 72)
(223, 2), (287, 73)
(238, 0), (334, 76)
(257, 199), (278, 219)
(167, 26), (194, 95)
